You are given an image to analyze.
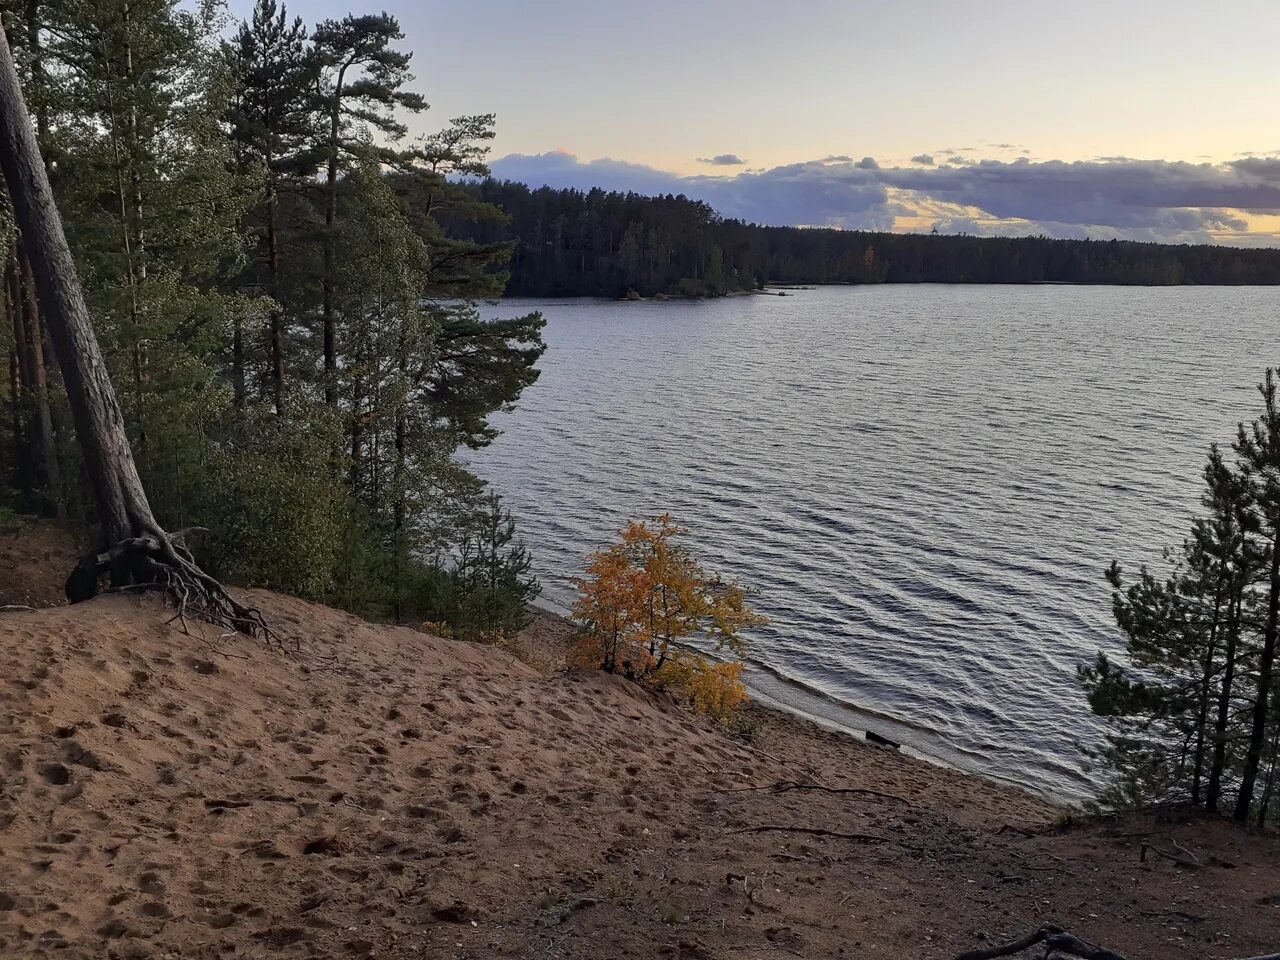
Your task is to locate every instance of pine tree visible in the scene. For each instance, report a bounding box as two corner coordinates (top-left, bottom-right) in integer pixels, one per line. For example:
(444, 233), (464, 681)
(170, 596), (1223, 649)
(311, 13), (425, 407)
(1082, 374), (1280, 825)
(226, 0), (320, 414)
(420, 492), (538, 642)
(1234, 369), (1280, 823)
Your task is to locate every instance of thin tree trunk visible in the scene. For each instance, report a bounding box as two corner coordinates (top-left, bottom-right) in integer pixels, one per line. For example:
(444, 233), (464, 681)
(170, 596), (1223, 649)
(25, 0), (50, 176)
(1258, 716), (1280, 828)
(5, 254), (23, 492)
(6, 245), (33, 497)
(392, 336), (407, 623)
(321, 79), (344, 409)
(266, 179), (284, 415)
(102, 51), (147, 454)
(19, 250), (63, 517)
(1207, 590), (1242, 813)
(1191, 585), (1226, 804)
(1236, 532), (1280, 822)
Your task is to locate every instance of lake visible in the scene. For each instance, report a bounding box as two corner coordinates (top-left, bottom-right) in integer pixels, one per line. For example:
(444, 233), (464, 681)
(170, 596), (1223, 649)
(469, 285), (1276, 803)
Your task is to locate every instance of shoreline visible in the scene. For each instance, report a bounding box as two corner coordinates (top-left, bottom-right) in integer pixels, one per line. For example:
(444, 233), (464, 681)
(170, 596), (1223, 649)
(521, 602), (1085, 810)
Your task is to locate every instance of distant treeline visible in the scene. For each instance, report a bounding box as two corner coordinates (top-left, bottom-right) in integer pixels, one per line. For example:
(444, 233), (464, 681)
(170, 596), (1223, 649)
(443, 180), (1280, 298)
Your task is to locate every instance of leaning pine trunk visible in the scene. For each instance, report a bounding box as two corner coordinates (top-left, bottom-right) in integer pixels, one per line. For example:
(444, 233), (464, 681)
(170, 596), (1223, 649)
(0, 24), (146, 546)
(0, 21), (270, 638)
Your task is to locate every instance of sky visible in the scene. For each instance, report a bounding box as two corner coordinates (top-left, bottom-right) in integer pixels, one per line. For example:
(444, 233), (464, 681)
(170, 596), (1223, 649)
(225, 0), (1280, 244)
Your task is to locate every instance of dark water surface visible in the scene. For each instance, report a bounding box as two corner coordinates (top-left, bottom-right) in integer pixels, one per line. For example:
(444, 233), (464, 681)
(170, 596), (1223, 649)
(468, 285), (1276, 802)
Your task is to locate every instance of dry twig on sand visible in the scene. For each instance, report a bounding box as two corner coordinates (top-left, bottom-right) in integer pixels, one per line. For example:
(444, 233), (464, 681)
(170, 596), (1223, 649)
(719, 780), (914, 806)
(1139, 840), (1200, 870)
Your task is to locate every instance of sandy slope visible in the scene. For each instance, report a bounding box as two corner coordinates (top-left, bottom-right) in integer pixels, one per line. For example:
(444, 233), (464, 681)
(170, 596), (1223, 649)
(0, 587), (1277, 959)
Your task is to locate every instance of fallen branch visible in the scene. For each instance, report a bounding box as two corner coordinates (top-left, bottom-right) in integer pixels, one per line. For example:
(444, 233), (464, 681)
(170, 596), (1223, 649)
(1139, 841), (1200, 870)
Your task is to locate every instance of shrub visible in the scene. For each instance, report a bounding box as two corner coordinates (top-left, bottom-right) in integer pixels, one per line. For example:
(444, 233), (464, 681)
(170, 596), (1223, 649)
(412, 492), (539, 643)
(650, 654), (748, 724)
(571, 514), (766, 720)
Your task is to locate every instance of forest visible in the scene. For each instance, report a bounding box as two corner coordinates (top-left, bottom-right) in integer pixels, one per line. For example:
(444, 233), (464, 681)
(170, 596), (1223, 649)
(0, 0), (542, 633)
(444, 180), (1280, 298)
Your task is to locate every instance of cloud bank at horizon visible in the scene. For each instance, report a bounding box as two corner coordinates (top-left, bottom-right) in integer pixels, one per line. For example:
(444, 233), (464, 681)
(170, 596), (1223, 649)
(487, 151), (1280, 246)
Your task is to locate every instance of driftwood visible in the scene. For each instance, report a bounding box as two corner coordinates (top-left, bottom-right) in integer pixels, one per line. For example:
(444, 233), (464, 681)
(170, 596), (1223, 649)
(956, 926), (1280, 960)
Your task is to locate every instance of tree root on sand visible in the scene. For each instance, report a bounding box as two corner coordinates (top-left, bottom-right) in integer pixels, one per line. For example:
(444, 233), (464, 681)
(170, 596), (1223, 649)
(65, 525), (279, 647)
(956, 925), (1280, 960)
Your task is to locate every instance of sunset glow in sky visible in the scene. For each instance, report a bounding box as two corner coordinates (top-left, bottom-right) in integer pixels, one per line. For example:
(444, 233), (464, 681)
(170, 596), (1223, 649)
(225, 0), (1280, 244)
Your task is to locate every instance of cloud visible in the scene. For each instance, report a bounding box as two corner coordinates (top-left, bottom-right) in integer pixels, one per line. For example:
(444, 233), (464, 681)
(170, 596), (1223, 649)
(823, 154), (853, 162)
(697, 153), (747, 166)
(487, 151), (1280, 245)
(910, 154), (935, 166)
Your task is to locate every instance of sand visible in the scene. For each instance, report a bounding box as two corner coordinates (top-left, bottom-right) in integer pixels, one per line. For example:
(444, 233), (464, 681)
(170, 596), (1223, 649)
(0, 524), (1277, 958)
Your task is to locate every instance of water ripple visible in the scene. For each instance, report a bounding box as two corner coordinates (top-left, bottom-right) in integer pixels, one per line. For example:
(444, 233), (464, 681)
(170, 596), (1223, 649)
(467, 286), (1275, 804)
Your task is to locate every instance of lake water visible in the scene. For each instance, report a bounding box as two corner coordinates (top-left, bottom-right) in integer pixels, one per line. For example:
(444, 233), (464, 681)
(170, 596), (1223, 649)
(469, 285), (1276, 803)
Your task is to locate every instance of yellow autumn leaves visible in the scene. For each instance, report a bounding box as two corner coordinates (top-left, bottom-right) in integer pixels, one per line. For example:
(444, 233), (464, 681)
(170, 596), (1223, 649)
(571, 515), (766, 722)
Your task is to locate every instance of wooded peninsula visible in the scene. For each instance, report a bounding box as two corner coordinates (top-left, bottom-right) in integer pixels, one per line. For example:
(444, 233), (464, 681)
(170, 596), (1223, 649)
(446, 180), (1280, 298)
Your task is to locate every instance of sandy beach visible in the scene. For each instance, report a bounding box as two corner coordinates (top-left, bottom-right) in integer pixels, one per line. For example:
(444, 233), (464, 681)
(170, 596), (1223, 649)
(0, 523), (1276, 959)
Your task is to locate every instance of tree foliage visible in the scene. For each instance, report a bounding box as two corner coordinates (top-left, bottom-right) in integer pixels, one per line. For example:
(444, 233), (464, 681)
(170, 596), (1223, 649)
(571, 515), (766, 721)
(442, 181), (1280, 298)
(0, 0), (545, 628)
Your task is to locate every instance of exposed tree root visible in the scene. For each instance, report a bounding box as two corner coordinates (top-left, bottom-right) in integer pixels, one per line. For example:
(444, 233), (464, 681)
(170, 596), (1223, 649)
(955, 925), (1130, 960)
(956, 926), (1279, 960)
(65, 526), (280, 647)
